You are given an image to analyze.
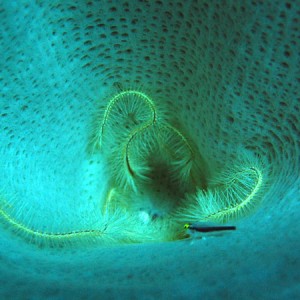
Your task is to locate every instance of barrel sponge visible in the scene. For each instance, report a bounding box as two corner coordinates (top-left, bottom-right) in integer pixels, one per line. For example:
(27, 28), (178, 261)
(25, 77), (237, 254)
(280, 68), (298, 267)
(0, 1), (299, 247)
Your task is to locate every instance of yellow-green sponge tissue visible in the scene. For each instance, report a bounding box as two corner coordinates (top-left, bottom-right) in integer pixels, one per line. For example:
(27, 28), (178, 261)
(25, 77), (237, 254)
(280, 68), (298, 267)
(0, 1), (299, 299)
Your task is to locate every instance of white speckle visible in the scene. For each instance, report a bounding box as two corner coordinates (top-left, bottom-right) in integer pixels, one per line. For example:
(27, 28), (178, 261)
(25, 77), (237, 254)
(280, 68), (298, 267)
(138, 211), (150, 224)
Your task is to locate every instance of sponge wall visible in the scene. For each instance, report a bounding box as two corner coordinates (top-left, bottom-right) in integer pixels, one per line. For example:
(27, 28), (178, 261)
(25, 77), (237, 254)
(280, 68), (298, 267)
(0, 0), (299, 298)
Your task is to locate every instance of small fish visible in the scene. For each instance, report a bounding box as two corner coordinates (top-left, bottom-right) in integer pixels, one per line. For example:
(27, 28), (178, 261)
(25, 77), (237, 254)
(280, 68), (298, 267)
(183, 223), (236, 241)
(184, 223), (236, 233)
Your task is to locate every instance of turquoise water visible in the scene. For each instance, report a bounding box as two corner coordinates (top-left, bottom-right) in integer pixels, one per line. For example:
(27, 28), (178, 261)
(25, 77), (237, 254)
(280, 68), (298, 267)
(0, 1), (299, 299)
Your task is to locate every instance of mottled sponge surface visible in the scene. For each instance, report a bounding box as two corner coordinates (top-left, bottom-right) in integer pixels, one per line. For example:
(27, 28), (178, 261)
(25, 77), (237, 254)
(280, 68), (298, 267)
(0, 0), (299, 298)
